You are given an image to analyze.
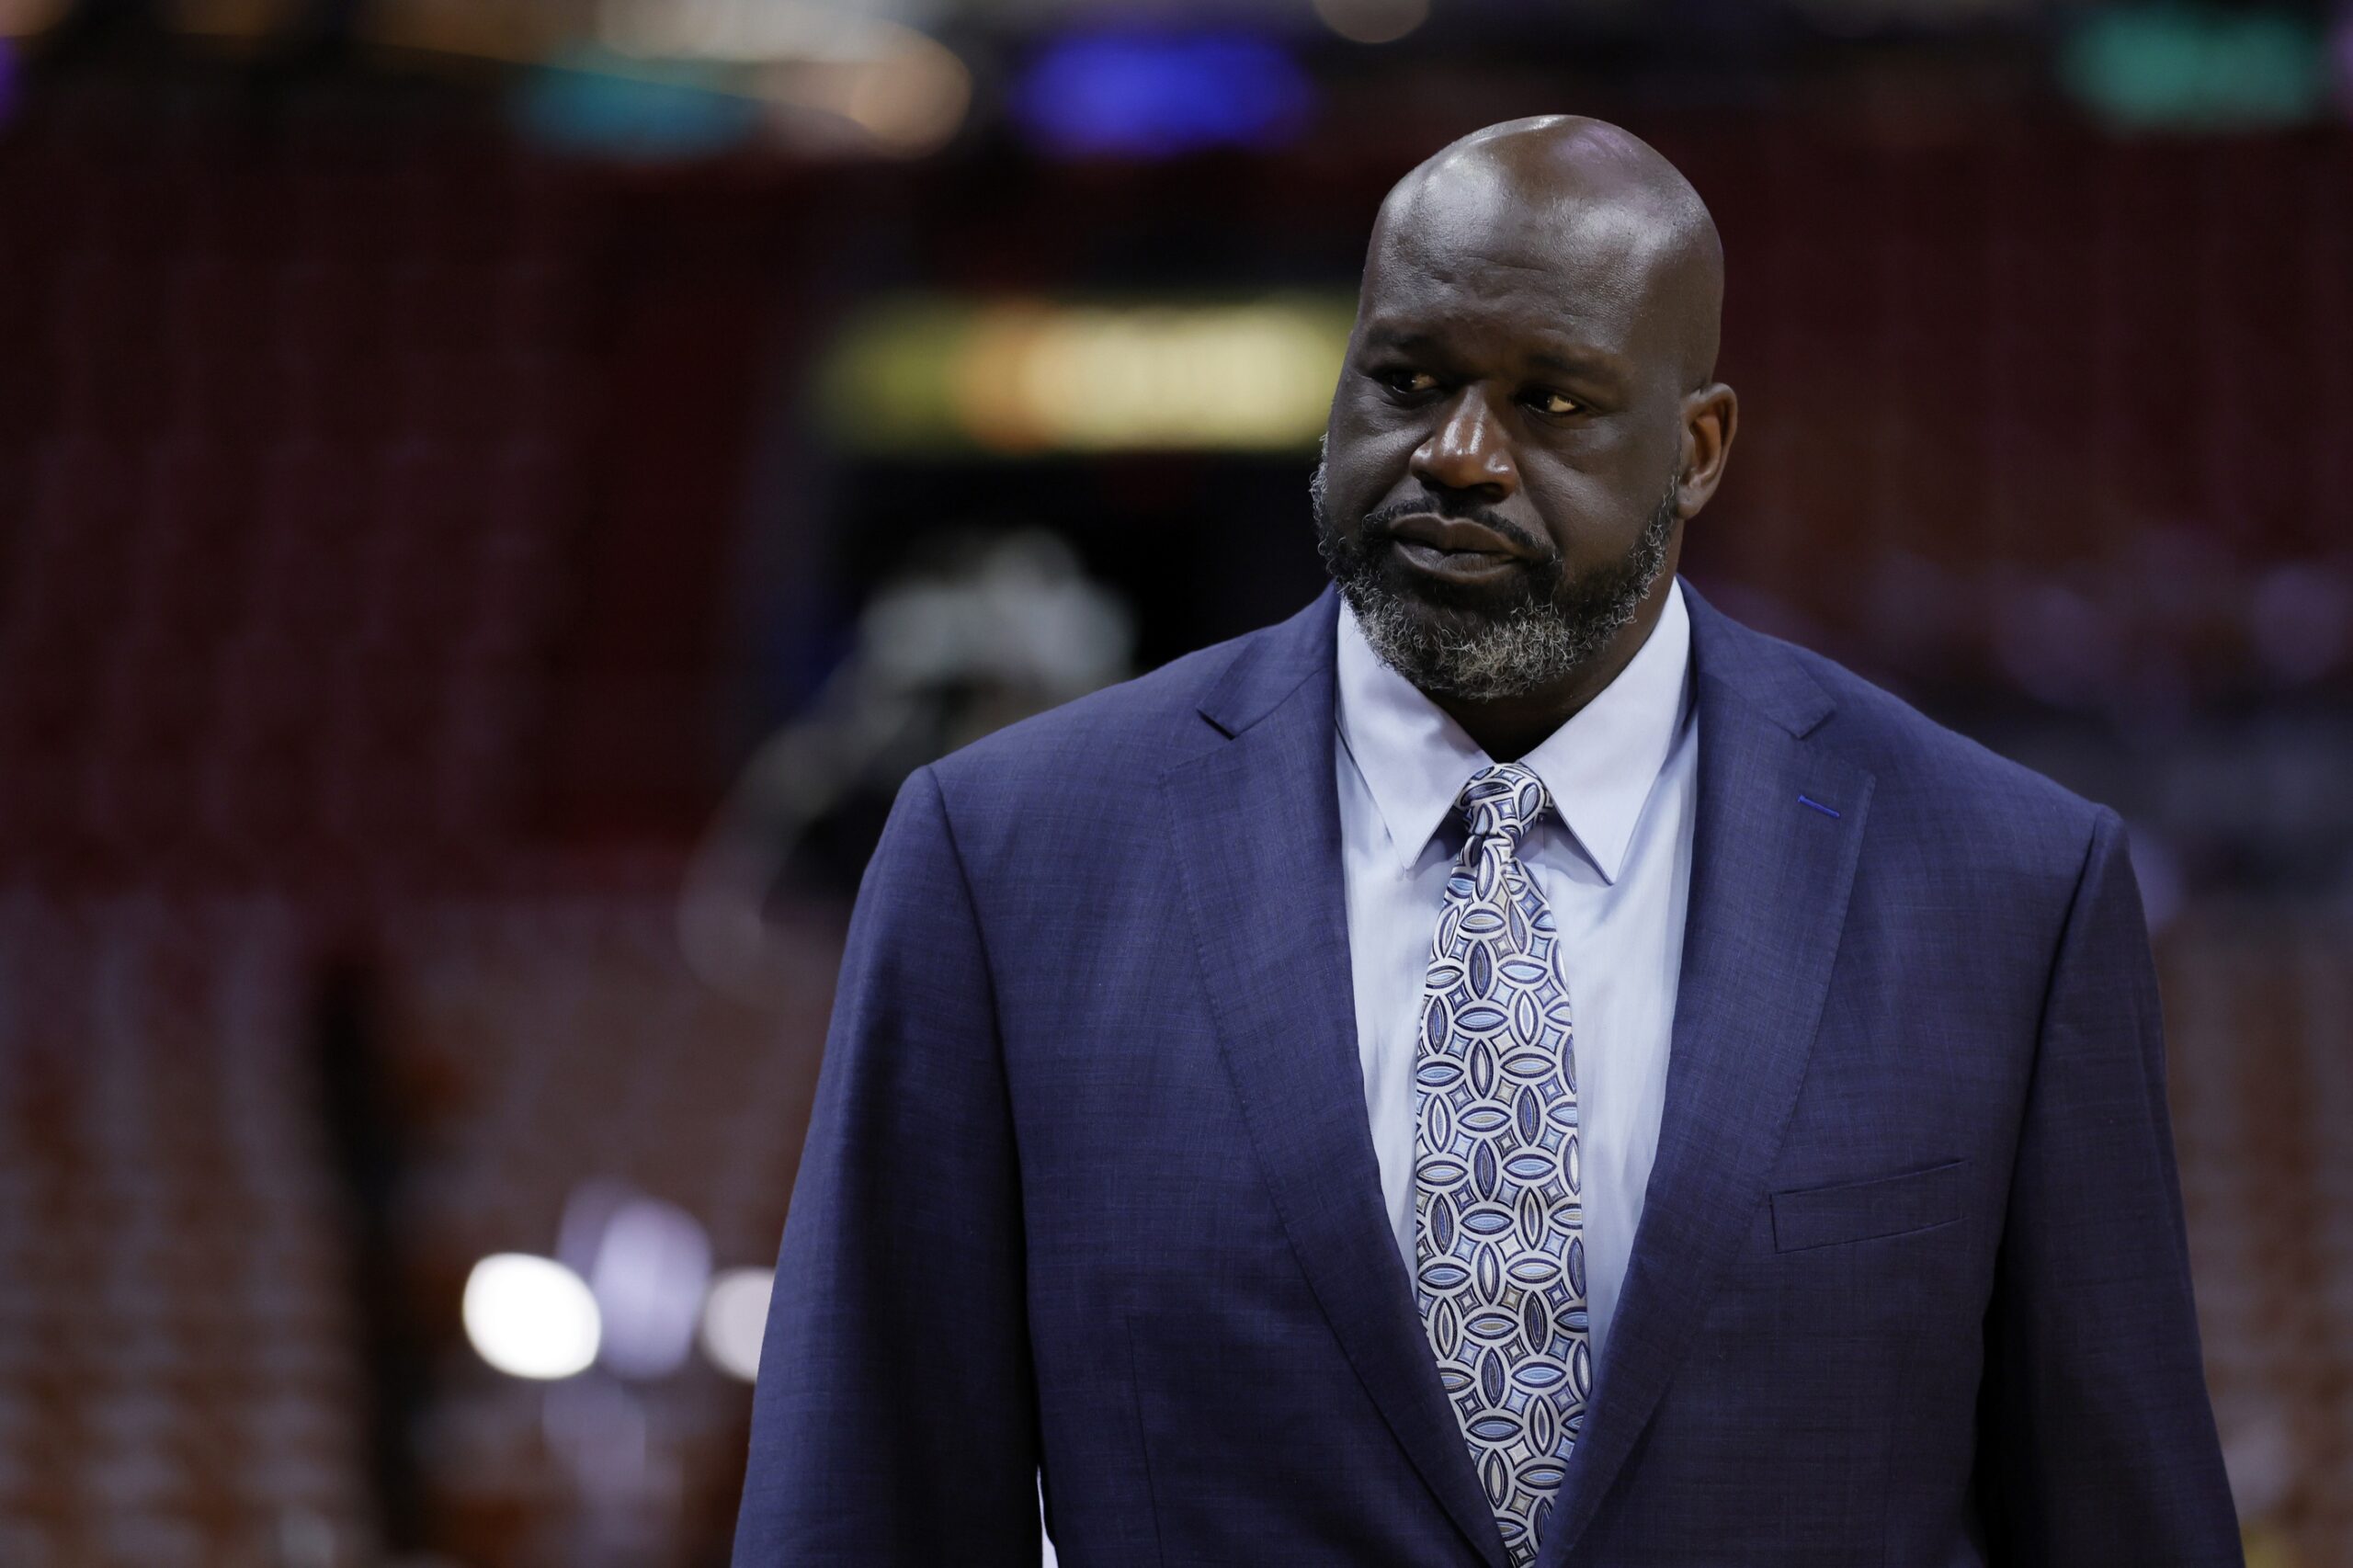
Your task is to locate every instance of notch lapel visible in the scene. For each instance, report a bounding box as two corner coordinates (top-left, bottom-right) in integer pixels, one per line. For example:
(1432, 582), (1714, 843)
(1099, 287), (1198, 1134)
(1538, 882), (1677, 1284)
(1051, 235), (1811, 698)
(1162, 591), (1510, 1568)
(1537, 589), (1875, 1565)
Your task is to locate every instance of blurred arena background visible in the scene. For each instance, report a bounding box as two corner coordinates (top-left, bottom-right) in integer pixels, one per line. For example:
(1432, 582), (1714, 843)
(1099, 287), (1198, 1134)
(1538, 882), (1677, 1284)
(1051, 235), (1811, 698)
(1, 0), (2349, 1563)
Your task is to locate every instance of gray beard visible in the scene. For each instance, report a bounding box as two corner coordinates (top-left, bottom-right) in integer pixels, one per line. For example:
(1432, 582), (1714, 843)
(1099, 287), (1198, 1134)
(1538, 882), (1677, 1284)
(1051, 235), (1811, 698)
(1312, 457), (1680, 702)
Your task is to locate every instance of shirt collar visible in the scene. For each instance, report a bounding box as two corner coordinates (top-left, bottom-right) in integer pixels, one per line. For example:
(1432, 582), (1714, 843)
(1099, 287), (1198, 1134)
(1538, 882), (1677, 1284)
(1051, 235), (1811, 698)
(1335, 577), (1693, 885)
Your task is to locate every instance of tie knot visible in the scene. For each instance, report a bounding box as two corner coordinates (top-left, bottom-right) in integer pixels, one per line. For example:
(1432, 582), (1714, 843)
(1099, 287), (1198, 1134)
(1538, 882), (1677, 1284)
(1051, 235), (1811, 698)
(1458, 762), (1550, 847)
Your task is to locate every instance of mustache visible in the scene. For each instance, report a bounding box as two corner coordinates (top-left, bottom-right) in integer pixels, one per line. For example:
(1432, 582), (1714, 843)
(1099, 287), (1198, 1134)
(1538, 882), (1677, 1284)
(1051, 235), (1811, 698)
(1357, 494), (1550, 559)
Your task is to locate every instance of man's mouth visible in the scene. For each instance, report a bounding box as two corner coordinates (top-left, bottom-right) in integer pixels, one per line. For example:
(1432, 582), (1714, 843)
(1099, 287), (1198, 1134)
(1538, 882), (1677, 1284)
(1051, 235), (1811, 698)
(1388, 536), (1526, 585)
(1380, 514), (1533, 585)
(1384, 513), (1530, 558)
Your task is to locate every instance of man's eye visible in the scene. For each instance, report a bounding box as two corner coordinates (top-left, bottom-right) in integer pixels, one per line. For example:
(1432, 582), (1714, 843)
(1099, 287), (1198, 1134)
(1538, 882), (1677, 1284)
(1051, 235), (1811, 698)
(1380, 369), (1439, 397)
(1526, 389), (1584, 417)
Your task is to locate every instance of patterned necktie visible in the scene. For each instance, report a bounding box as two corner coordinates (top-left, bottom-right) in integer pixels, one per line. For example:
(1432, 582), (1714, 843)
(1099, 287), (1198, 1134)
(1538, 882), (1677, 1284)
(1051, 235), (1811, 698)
(1413, 762), (1589, 1567)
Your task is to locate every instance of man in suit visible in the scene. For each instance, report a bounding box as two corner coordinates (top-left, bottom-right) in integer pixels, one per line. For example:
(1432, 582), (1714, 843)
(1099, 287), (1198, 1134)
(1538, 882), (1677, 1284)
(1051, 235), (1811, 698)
(733, 116), (2241, 1567)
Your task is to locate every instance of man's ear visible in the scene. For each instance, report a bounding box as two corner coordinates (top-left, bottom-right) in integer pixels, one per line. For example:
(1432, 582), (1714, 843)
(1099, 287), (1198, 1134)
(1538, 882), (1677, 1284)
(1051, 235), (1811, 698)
(1675, 382), (1737, 518)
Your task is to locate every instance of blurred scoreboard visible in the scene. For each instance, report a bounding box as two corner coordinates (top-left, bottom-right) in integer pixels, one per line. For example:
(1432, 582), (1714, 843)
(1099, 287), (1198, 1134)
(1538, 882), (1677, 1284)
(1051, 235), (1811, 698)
(818, 292), (1357, 454)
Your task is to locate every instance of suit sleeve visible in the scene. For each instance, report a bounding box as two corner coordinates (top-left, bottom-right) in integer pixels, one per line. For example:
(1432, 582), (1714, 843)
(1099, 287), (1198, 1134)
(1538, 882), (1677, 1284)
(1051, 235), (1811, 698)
(1975, 809), (2242, 1566)
(733, 766), (1041, 1568)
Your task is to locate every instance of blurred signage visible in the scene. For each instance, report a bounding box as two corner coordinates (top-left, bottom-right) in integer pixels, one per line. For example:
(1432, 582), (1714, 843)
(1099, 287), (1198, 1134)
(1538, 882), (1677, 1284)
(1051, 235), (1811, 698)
(357, 0), (972, 157)
(516, 51), (765, 159)
(2061, 3), (2326, 131)
(1012, 30), (1312, 157)
(818, 294), (1357, 454)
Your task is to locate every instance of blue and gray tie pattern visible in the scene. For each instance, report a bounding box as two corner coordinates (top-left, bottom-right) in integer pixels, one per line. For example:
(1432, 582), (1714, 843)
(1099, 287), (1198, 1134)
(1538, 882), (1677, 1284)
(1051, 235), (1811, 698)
(1413, 762), (1588, 1566)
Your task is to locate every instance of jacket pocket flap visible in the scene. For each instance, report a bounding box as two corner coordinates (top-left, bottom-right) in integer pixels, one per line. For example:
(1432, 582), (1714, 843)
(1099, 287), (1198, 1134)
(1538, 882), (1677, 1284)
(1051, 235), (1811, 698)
(1770, 1158), (1967, 1253)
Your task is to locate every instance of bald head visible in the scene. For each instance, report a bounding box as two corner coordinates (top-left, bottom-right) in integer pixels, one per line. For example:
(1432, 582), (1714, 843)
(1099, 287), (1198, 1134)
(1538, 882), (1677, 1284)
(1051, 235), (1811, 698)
(1370, 116), (1724, 389)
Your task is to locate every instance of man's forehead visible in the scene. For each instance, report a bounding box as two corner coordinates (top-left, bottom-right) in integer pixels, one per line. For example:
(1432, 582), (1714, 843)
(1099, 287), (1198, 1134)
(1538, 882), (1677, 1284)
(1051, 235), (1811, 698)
(1361, 193), (1665, 361)
(1370, 168), (1667, 299)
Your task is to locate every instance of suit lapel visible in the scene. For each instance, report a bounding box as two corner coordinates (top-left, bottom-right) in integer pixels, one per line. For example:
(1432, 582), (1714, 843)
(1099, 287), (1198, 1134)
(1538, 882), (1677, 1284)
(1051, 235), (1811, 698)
(1537, 586), (1875, 1564)
(1162, 589), (1511, 1568)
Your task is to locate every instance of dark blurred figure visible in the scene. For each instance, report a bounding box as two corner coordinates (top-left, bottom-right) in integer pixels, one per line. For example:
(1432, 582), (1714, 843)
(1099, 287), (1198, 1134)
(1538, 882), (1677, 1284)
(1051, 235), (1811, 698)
(311, 952), (428, 1559)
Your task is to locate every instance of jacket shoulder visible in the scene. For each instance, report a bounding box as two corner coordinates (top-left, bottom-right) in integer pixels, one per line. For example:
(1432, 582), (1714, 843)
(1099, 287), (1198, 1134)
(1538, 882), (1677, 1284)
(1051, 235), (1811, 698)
(1764, 631), (2112, 866)
(926, 619), (1267, 804)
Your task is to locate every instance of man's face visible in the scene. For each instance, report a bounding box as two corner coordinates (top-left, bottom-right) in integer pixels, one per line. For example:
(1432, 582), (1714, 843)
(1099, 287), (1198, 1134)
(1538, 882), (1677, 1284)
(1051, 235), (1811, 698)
(1314, 183), (1693, 701)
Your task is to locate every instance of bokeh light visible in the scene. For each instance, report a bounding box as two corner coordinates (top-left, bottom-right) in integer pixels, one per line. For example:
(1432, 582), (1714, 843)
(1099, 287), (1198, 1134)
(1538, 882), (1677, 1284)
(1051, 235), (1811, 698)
(0, 0), (66, 38)
(584, 1195), (712, 1381)
(2062, 3), (2326, 130)
(1313, 0), (1430, 46)
(753, 38), (971, 158)
(1013, 31), (1311, 156)
(516, 52), (761, 160)
(462, 1255), (604, 1381)
(599, 0), (971, 155)
(699, 1268), (775, 1383)
(822, 295), (1356, 453)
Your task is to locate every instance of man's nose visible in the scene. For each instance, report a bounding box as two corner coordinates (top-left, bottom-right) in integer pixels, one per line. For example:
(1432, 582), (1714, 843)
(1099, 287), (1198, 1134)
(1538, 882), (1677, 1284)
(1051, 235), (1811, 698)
(1410, 387), (1518, 500)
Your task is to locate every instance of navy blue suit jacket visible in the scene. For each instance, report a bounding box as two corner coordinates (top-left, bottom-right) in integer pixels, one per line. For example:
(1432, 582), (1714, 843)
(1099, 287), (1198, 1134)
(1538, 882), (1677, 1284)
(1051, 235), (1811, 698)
(733, 582), (2241, 1568)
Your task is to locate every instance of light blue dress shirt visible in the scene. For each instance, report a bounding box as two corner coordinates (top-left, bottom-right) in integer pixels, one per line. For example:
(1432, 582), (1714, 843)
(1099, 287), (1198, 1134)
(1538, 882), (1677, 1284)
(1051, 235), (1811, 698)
(1333, 579), (1699, 1369)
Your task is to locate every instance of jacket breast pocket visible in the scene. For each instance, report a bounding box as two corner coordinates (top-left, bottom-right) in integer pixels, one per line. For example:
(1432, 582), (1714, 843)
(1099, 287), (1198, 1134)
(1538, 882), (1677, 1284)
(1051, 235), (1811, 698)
(1769, 1158), (1968, 1252)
